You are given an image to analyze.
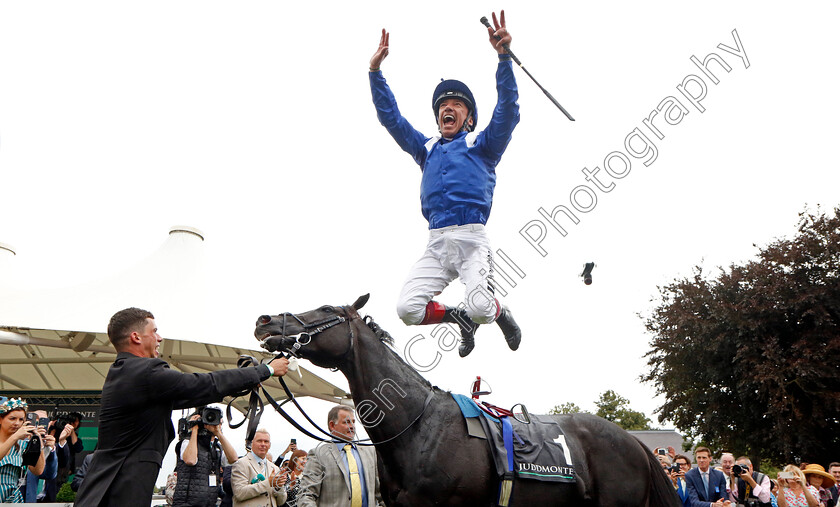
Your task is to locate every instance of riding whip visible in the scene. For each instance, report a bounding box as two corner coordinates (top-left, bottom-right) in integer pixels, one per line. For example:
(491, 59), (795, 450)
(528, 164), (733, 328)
(481, 16), (575, 121)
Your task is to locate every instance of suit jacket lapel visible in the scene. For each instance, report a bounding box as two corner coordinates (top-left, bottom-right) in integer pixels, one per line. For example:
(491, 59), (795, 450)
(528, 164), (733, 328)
(247, 454), (263, 477)
(327, 443), (352, 493)
(704, 469), (716, 500)
(689, 470), (704, 500)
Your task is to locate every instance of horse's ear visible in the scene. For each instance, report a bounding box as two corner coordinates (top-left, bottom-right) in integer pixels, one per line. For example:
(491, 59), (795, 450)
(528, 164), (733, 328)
(352, 294), (370, 311)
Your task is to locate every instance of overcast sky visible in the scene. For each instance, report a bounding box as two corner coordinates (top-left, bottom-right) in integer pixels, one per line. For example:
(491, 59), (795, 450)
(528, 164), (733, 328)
(2, 0), (838, 483)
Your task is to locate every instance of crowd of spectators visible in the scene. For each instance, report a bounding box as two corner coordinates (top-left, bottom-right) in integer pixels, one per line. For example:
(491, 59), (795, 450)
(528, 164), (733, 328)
(8, 390), (837, 507)
(0, 394), (314, 506)
(161, 405), (381, 507)
(654, 445), (839, 507)
(158, 406), (310, 507)
(0, 396), (84, 503)
(164, 403), (382, 507)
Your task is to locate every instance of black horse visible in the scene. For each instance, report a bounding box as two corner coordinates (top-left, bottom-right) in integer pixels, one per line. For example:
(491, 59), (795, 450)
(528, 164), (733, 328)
(255, 295), (679, 507)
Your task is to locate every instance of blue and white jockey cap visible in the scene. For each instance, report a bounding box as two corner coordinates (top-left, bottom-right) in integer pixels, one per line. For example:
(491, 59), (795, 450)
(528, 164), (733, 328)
(432, 79), (477, 132)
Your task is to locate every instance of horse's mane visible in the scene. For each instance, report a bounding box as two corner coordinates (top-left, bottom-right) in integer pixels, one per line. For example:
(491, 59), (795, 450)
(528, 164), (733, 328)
(361, 314), (435, 390)
(362, 315), (394, 346)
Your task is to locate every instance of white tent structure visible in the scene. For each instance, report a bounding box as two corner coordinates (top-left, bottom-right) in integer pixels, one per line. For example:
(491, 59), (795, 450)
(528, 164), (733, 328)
(0, 227), (349, 414)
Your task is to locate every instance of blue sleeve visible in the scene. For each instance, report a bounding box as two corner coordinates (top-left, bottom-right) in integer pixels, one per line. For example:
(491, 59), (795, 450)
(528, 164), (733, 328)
(369, 71), (430, 168)
(41, 450), (58, 480)
(25, 471), (39, 503)
(475, 57), (520, 165)
(686, 488), (708, 507)
(687, 489), (709, 507)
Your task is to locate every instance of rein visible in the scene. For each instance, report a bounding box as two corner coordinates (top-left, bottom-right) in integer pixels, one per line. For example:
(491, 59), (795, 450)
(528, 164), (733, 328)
(233, 307), (433, 448)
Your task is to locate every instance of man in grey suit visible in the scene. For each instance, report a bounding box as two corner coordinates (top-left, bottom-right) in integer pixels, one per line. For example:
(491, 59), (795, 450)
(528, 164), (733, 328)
(297, 406), (385, 507)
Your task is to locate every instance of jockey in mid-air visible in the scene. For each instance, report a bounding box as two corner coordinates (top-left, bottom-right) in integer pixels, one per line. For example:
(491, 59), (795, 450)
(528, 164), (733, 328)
(368, 10), (522, 357)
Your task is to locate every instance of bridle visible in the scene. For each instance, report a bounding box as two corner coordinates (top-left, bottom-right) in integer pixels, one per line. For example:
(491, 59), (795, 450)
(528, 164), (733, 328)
(263, 306), (354, 362)
(238, 306), (434, 448)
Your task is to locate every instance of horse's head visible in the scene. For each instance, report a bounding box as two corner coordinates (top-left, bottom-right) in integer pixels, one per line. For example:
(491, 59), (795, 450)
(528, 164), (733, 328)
(254, 294), (370, 369)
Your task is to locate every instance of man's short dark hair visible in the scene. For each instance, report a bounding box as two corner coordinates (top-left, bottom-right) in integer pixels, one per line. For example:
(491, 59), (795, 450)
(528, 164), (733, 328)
(108, 307), (154, 349)
(327, 405), (353, 424)
(68, 411), (83, 424)
(694, 446), (711, 459)
(674, 454), (690, 464)
(829, 462), (840, 470)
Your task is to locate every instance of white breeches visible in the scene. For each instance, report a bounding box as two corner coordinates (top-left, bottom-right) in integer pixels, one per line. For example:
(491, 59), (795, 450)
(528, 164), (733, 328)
(396, 224), (498, 325)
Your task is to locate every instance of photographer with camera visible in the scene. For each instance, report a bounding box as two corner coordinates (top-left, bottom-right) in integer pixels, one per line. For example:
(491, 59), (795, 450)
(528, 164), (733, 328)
(74, 307), (289, 507)
(658, 453), (674, 471)
(53, 411), (84, 482)
(670, 454), (692, 506)
(173, 406), (238, 507)
(0, 397), (46, 502)
(23, 410), (59, 503)
(40, 410), (85, 500)
(729, 457), (772, 507)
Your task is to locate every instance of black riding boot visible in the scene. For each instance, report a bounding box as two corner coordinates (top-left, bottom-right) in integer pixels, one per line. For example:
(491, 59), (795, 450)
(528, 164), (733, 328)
(496, 306), (521, 351)
(442, 306), (479, 357)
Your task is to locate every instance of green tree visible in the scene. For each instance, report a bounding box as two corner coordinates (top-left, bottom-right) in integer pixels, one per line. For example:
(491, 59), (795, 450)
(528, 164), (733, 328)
(594, 390), (652, 430)
(549, 402), (586, 415)
(642, 207), (840, 465)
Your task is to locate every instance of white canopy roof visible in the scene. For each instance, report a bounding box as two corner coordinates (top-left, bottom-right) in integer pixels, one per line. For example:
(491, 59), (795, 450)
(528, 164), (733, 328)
(0, 227), (349, 411)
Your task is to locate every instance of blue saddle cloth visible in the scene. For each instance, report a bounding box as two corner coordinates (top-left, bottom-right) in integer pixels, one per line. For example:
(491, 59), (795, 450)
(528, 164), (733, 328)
(451, 393), (576, 483)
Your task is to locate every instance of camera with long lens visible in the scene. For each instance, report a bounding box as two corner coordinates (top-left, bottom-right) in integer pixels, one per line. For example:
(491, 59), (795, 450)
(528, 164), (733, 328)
(178, 407), (222, 439)
(48, 414), (75, 437)
(732, 464), (749, 476)
(199, 407), (222, 425)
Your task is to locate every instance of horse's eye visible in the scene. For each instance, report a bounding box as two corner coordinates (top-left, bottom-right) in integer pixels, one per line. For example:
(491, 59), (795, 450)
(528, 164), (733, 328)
(320, 306), (334, 313)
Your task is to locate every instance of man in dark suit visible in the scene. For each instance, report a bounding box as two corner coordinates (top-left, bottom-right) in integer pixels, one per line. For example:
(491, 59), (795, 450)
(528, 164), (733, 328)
(74, 307), (289, 507)
(684, 447), (730, 507)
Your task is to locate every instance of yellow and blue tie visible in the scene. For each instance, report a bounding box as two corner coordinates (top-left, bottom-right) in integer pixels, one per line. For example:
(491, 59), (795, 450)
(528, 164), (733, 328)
(344, 444), (363, 507)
